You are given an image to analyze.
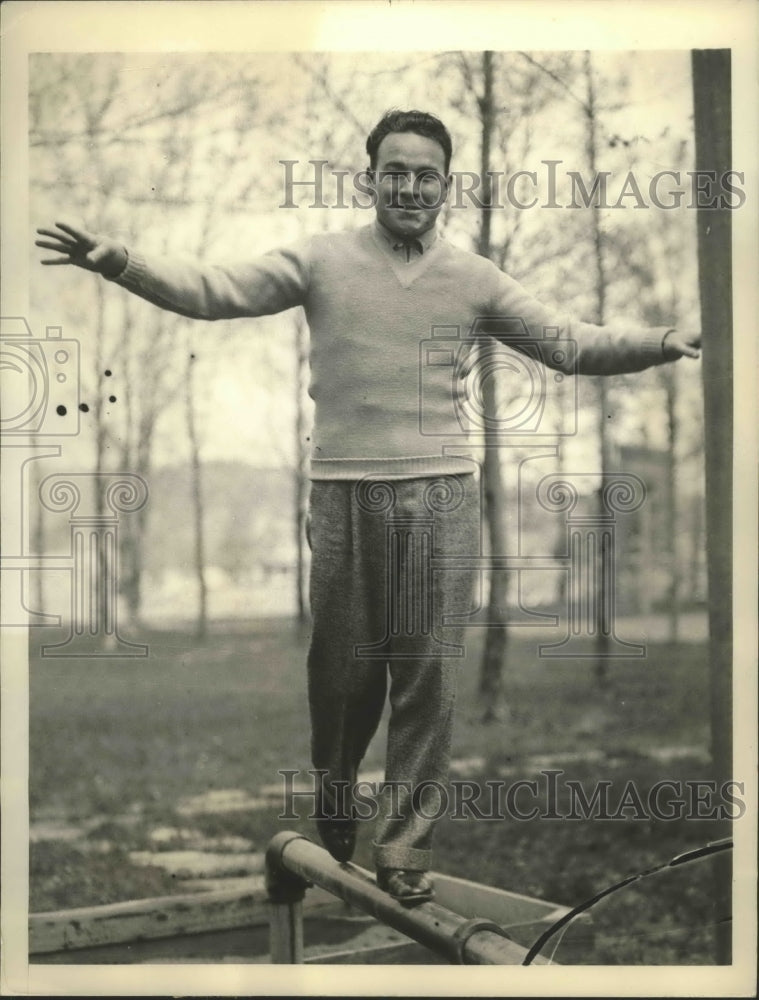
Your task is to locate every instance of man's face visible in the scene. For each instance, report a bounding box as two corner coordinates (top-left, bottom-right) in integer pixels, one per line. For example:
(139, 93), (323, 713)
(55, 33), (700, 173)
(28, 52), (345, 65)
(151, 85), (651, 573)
(370, 132), (450, 240)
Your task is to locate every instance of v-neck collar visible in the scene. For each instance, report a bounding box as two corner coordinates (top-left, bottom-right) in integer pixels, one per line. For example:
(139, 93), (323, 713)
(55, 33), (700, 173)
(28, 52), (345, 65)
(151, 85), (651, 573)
(369, 222), (444, 289)
(373, 219), (439, 256)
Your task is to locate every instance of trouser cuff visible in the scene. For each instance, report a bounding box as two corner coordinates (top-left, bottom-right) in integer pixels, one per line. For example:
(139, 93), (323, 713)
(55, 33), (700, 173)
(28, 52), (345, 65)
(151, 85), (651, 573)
(372, 843), (432, 872)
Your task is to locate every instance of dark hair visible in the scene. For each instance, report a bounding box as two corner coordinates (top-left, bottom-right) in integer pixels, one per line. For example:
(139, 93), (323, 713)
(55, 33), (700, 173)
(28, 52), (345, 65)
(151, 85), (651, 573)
(366, 110), (453, 173)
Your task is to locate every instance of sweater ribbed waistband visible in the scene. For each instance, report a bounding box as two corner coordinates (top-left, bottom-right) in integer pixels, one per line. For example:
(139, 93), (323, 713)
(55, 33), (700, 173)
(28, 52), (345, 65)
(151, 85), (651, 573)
(309, 455), (479, 480)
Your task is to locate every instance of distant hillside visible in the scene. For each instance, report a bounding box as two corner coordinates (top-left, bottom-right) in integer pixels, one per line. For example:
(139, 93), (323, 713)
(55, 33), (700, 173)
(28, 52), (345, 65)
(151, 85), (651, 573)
(144, 462), (300, 578)
(32, 452), (699, 625)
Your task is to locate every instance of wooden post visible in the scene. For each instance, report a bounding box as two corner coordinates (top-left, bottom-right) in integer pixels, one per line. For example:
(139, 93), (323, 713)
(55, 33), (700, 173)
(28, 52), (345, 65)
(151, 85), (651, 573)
(268, 897), (305, 964)
(691, 48), (733, 965)
(265, 831), (309, 963)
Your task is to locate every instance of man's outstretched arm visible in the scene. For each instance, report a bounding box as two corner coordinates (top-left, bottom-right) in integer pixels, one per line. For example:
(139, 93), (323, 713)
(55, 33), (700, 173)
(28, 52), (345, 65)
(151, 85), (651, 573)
(484, 264), (701, 375)
(36, 220), (311, 321)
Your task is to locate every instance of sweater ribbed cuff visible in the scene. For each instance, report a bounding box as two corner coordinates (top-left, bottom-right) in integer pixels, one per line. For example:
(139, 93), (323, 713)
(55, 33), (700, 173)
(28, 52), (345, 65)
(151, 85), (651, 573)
(106, 248), (147, 287)
(643, 326), (673, 364)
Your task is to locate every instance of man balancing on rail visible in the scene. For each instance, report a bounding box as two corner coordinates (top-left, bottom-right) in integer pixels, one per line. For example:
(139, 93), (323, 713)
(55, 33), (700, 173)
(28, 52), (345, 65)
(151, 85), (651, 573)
(37, 109), (700, 905)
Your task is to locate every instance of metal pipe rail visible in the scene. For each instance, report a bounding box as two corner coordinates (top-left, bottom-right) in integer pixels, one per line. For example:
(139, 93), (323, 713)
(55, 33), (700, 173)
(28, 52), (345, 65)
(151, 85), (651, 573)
(265, 831), (541, 965)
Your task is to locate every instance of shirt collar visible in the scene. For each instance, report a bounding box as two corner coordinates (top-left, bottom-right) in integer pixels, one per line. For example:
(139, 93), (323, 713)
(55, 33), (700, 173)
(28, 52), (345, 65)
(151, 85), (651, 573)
(374, 219), (438, 257)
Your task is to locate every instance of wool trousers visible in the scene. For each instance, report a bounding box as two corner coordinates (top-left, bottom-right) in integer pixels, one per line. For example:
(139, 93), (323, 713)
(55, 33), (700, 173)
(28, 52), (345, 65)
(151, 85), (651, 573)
(306, 474), (480, 871)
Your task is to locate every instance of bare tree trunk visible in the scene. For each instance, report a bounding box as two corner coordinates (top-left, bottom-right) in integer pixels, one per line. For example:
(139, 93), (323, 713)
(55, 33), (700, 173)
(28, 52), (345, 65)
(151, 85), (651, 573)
(116, 308), (168, 629)
(582, 50), (612, 686)
(473, 52), (509, 720)
(293, 313), (310, 623)
(479, 391), (509, 717)
(185, 347), (208, 639)
(123, 417), (155, 626)
(116, 299), (140, 625)
(663, 366), (680, 640)
(92, 279), (116, 650)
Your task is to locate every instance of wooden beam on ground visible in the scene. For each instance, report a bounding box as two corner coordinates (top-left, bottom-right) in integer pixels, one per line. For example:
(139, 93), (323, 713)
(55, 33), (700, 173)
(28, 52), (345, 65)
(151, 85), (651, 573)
(30, 840), (570, 963)
(29, 876), (334, 956)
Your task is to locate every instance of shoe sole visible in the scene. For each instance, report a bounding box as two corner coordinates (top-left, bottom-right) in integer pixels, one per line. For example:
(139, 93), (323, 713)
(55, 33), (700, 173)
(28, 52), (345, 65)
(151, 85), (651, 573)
(392, 890), (434, 907)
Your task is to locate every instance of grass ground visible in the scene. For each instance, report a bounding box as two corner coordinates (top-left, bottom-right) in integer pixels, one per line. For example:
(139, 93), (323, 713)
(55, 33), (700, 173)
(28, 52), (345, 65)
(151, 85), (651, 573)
(28, 617), (731, 963)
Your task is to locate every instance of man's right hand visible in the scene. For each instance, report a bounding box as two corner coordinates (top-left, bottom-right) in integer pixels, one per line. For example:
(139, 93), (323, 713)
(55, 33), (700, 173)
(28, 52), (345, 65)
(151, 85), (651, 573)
(35, 221), (127, 279)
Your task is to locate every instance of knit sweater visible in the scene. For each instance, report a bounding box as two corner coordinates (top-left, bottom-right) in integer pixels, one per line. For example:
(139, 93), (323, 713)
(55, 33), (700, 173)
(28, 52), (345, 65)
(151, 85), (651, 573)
(110, 223), (672, 480)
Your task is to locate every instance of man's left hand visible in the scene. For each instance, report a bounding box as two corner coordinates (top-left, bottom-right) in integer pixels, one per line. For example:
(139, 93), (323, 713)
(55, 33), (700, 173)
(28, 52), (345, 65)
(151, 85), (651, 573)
(663, 329), (701, 361)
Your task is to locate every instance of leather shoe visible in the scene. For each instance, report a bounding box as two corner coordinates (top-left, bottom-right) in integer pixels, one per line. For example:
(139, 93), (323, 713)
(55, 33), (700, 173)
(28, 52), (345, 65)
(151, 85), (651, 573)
(315, 816), (356, 863)
(376, 867), (434, 905)
(315, 786), (355, 862)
